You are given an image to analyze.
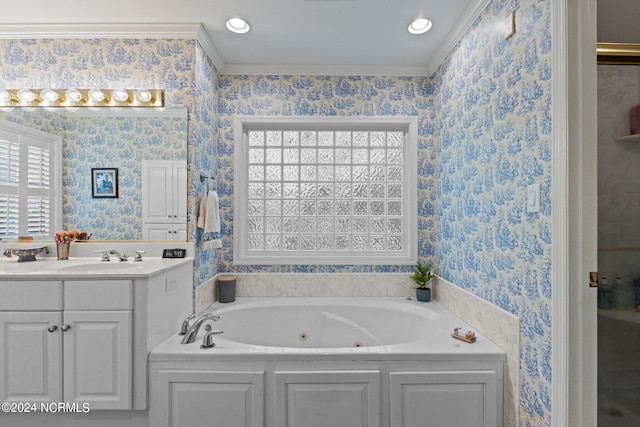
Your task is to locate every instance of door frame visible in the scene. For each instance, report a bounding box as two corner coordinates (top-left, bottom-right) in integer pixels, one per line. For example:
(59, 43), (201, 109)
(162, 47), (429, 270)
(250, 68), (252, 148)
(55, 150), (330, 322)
(552, 0), (598, 426)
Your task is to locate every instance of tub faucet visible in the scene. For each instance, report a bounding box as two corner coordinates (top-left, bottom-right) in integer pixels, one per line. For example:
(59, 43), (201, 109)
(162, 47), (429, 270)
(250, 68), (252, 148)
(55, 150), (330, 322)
(180, 313), (221, 344)
(178, 314), (196, 335)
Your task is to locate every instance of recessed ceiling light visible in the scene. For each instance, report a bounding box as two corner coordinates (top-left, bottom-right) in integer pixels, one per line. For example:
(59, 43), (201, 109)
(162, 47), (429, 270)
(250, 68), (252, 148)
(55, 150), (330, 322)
(226, 17), (251, 34)
(408, 18), (432, 35)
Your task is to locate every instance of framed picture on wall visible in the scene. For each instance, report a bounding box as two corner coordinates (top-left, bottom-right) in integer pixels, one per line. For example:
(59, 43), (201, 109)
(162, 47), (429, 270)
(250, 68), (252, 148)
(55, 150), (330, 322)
(91, 168), (118, 198)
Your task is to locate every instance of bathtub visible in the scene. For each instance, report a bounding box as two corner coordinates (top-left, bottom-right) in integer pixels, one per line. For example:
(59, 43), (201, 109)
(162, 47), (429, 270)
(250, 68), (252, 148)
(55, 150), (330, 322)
(150, 298), (505, 427)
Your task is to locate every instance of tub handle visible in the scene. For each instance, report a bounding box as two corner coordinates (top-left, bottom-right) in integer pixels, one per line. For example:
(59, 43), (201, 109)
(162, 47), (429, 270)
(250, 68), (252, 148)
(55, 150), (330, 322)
(200, 329), (224, 349)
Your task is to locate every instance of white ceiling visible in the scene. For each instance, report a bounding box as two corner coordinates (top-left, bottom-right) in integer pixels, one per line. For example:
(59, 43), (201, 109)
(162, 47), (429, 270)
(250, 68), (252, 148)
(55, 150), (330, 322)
(0, 0), (486, 76)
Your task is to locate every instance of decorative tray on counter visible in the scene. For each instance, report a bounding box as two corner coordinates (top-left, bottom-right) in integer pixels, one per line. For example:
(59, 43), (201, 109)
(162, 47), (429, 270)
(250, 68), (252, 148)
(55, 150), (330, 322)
(3, 246), (50, 262)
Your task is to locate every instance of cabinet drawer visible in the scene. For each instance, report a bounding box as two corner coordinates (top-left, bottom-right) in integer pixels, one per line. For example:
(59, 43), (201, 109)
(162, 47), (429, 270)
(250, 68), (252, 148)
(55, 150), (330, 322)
(64, 280), (132, 310)
(0, 281), (62, 310)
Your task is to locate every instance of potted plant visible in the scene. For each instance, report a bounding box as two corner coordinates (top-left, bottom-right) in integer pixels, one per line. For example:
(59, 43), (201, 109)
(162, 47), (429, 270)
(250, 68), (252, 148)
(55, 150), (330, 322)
(410, 261), (435, 302)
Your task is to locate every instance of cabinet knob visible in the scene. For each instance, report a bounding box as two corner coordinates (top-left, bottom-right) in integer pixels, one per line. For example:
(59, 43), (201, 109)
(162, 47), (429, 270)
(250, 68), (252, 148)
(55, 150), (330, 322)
(61, 325), (71, 332)
(47, 325), (58, 333)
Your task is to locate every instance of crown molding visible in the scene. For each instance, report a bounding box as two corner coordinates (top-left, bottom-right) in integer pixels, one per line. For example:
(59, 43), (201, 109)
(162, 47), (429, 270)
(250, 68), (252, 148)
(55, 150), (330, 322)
(0, 11), (492, 78)
(425, 0), (491, 76)
(195, 25), (226, 74)
(0, 23), (203, 39)
(222, 63), (430, 77)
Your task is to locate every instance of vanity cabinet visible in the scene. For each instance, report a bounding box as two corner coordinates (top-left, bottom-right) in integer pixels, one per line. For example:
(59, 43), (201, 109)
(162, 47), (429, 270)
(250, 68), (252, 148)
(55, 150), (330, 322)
(142, 160), (187, 240)
(0, 280), (132, 409)
(0, 310), (62, 402)
(0, 260), (194, 418)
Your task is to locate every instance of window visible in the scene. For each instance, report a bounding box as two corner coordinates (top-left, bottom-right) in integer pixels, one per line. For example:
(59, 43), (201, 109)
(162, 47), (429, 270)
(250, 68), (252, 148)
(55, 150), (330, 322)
(234, 117), (417, 265)
(0, 120), (61, 240)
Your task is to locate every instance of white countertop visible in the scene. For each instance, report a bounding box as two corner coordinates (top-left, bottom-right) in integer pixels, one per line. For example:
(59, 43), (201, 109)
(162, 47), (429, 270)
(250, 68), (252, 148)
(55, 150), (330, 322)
(0, 256), (194, 279)
(0, 241), (195, 279)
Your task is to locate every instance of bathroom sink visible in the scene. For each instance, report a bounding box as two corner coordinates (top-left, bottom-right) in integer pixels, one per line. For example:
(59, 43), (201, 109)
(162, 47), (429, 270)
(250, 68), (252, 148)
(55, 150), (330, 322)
(56, 262), (145, 272)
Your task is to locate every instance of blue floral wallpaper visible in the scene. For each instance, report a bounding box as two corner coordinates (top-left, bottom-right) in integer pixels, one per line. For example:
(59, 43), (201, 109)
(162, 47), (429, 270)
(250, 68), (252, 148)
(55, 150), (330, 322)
(217, 74), (431, 274)
(433, 1), (552, 425)
(0, 109), (186, 239)
(192, 41), (221, 286)
(0, 0), (554, 422)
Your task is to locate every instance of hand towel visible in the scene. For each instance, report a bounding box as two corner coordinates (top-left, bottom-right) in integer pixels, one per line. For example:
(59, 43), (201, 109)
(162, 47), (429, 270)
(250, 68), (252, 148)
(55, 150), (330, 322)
(200, 190), (222, 249)
(197, 191), (208, 229)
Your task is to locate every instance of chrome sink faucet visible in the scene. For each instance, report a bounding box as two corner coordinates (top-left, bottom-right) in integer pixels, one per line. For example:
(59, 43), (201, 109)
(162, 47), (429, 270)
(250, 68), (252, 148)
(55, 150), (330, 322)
(180, 313), (221, 344)
(94, 249), (129, 262)
(109, 249), (128, 261)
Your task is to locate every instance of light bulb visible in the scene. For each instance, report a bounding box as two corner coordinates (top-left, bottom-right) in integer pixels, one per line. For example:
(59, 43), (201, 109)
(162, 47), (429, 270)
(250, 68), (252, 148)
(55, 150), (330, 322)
(226, 18), (251, 34)
(408, 18), (432, 35)
(112, 89), (130, 102)
(136, 89), (152, 103)
(17, 89), (36, 103)
(40, 89), (60, 103)
(88, 89), (106, 103)
(65, 89), (83, 103)
(0, 90), (12, 105)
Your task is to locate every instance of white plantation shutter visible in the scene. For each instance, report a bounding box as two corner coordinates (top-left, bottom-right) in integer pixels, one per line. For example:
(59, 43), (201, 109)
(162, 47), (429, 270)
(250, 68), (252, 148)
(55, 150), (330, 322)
(0, 194), (19, 237)
(0, 140), (20, 186)
(27, 196), (50, 235)
(0, 120), (61, 240)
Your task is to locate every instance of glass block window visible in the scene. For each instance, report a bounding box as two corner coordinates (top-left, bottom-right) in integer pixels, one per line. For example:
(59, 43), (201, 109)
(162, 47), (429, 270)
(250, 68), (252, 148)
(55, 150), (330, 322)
(234, 117), (417, 265)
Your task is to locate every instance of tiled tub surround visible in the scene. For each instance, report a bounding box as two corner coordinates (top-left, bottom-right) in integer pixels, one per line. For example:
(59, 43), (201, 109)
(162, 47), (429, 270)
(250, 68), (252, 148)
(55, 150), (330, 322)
(196, 272), (520, 426)
(151, 297), (505, 427)
(435, 276), (521, 427)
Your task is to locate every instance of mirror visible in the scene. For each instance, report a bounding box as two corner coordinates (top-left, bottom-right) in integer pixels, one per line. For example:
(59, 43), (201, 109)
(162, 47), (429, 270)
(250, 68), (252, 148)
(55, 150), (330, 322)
(0, 107), (187, 240)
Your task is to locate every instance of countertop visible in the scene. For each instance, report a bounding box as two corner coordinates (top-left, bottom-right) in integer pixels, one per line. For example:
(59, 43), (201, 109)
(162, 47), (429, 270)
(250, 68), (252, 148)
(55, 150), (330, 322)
(0, 256), (194, 279)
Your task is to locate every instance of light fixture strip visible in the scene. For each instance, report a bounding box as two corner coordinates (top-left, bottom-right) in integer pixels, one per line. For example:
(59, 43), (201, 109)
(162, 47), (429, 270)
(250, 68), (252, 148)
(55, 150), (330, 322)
(0, 89), (165, 108)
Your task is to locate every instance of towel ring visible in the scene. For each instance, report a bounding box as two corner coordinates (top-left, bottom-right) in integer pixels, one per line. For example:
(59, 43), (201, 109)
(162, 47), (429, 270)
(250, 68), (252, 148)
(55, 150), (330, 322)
(200, 172), (216, 191)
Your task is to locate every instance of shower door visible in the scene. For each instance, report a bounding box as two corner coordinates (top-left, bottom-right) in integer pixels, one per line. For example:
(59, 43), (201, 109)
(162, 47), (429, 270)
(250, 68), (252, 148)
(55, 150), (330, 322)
(597, 63), (640, 427)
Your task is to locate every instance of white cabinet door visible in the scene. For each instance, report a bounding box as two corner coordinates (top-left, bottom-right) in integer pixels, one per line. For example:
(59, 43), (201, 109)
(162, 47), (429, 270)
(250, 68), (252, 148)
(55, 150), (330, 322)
(389, 371), (499, 427)
(63, 310), (132, 410)
(143, 223), (187, 240)
(0, 312), (62, 403)
(174, 223), (188, 241)
(142, 160), (187, 224)
(143, 223), (175, 240)
(142, 162), (174, 223)
(151, 369), (264, 427)
(274, 370), (381, 427)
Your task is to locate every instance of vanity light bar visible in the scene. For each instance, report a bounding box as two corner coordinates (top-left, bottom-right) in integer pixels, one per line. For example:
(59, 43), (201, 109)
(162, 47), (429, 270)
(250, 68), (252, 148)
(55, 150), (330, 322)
(0, 89), (165, 108)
